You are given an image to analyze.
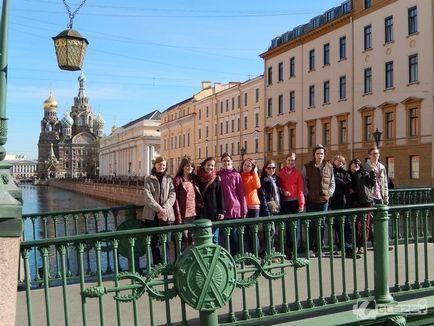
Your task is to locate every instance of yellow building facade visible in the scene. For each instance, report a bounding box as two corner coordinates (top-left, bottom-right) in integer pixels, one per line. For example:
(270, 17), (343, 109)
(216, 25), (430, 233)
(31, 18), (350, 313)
(261, 0), (433, 186)
(160, 77), (265, 171)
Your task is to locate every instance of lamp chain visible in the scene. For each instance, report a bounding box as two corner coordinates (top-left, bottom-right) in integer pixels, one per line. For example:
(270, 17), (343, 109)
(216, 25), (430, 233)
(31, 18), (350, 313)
(62, 0), (88, 29)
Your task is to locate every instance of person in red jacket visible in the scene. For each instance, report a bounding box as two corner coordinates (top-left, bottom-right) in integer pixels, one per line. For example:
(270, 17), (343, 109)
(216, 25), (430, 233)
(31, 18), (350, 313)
(278, 152), (305, 259)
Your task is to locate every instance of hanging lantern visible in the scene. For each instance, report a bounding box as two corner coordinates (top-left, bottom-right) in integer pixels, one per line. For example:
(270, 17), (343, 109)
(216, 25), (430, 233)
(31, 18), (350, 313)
(53, 29), (88, 71)
(53, 0), (89, 71)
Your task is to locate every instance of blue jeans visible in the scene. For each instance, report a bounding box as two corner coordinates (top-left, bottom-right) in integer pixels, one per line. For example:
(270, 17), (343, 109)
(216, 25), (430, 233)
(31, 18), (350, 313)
(282, 200), (302, 254)
(245, 208), (260, 254)
(307, 202), (328, 253)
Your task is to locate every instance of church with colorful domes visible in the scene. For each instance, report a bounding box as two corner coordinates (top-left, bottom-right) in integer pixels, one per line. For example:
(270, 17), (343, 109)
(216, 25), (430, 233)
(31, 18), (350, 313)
(37, 73), (104, 179)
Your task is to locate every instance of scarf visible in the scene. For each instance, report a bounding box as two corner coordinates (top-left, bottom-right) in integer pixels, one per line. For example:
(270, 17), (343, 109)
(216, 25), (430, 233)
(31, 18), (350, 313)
(196, 167), (216, 184)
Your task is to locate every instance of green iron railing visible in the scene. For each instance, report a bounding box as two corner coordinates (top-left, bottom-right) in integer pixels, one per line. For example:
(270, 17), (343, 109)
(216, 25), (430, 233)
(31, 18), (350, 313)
(17, 204), (434, 326)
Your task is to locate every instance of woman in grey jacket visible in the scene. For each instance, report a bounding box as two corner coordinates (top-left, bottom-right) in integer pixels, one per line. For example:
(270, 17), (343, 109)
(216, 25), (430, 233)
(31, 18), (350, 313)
(142, 156), (176, 264)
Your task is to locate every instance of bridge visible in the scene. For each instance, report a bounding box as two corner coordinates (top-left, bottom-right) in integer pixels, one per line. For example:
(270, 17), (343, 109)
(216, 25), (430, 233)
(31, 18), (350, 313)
(11, 188), (434, 325)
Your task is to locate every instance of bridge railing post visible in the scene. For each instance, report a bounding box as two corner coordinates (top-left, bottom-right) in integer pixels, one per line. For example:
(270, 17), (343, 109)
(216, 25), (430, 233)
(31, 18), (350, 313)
(373, 204), (394, 304)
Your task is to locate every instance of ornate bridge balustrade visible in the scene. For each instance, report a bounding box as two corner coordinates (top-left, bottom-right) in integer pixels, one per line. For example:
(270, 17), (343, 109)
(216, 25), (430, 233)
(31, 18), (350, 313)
(17, 202), (434, 326)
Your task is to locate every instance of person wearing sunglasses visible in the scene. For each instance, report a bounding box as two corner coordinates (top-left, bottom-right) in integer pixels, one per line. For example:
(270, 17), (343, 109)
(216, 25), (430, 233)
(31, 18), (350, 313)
(302, 144), (335, 258)
(259, 160), (281, 261)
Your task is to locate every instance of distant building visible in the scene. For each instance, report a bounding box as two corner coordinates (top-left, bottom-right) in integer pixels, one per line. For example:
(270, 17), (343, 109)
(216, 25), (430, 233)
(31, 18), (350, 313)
(3, 155), (37, 179)
(99, 110), (161, 177)
(160, 78), (264, 172)
(37, 73), (104, 179)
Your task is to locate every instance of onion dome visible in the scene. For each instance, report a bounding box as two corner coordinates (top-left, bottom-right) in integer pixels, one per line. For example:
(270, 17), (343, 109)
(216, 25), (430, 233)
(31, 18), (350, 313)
(43, 92), (58, 111)
(93, 113), (105, 129)
(60, 111), (73, 128)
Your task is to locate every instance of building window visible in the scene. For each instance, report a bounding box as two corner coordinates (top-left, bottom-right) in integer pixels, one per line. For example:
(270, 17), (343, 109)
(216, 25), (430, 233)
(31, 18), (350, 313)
(225, 121), (228, 133)
(323, 43), (330, 66)
(385, 112), (394, 139)
(278, 94), (283, 114)
(231, 120), (234, 132)
(385, 16), (393, 43)
(267, 133), (273, 152)
(244, 116), (248, 130)
(386, 157), (395, 179)
(288, 127), (295, 150)
(385, 61), (394, 89)
(409, 54), (418, 83)
(255, 138), (259, 153)
(410, 155), (419, 179)
(363, 115), (373, 141)
(267, 98), (273, 117)
(187, 133), (190, 146)
(323, 122), (331, 145)
(237, 118), (240, 131)
(339, 76), (346, 100)
(220, 144), (223, 156)
(309, 49), (315, 71)
(309, 85), (315, 107)
(225, 144), (228, 153)
(308, 124), (316, 148)
(238, 95), (240, 108)
(267, 66), (273, 85)
(289, 91), (295, 112)
(206, 126), (209, 138)
(231, 97), (235, 110)
(198, 148), (201, 159)
(278, 62), (284, 81)
(198, 109), (201, 120)
(277, 131), (284, 151)
(339, 36), (346, 60)
(364, 0), (371, 9)
(364, 68), (372, 94)
(255, 88), (259, 103)
(220, 122), (223, 135)
(323, 81), (330, 104)
(409, 108), (419, 137)
(226, 99), (229, 112)
(289, 57), (295, 77)
(339, 119), (347, 144)
(408, 6), (418, 35)
(220, 102), (223, 113)
(231, 143), (234, 155)
(243, 92), (248, 107)
(364, 25), (372, 50)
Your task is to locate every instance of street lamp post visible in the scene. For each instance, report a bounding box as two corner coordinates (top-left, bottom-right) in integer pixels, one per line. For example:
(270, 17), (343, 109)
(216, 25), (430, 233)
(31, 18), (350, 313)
(0, 1), (24, 325)
(373, 128), (382, 148)
(240, 146), (246, 162)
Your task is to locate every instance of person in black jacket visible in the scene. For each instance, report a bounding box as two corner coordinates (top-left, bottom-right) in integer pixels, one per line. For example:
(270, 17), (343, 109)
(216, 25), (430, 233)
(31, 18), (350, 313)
(196, 157), (225, 245)
(348, 158), (376, 256)
(329, 155), (352, 253)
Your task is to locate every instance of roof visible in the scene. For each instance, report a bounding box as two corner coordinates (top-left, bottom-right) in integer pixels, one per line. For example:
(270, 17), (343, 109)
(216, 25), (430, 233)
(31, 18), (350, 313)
(121, 110), (161, 128)
(163, 97), (194, 113)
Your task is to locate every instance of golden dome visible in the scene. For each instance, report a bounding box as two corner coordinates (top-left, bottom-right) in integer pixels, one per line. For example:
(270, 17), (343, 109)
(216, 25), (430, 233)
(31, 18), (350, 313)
(43, 92), (58, 111)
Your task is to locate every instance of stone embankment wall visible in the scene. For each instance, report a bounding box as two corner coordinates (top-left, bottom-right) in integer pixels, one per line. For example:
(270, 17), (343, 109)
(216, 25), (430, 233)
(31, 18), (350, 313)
(49, 180), (145, 205)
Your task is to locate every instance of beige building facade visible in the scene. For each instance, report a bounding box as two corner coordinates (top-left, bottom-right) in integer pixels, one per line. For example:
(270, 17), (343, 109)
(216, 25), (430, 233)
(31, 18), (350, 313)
(160, 77), (265, 172)
(99, 110), (161, 177)
(261, 0), (433, 186)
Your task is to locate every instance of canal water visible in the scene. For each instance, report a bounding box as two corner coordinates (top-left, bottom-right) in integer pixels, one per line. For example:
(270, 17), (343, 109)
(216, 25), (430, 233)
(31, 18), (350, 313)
(21, 184), (115, 214)
(20, 184), (137, 281)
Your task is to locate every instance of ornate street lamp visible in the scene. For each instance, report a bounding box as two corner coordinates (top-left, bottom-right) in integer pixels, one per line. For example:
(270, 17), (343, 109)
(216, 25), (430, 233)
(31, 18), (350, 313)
(240, 146), (246, 162)
(53, 0), (89, 71)
(373, 128), (382, 148)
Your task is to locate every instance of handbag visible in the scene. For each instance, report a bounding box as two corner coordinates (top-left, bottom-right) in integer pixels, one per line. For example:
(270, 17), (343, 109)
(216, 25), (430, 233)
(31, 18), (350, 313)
(267, 198), (280, 214)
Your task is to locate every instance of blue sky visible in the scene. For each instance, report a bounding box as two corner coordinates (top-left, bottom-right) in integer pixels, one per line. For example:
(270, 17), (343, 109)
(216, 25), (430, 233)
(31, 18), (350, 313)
(5, 0), (343, 159)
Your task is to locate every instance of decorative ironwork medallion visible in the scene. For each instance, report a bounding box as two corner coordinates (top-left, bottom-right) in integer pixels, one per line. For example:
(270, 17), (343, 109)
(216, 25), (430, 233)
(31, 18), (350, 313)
(175, 244), (236, 311)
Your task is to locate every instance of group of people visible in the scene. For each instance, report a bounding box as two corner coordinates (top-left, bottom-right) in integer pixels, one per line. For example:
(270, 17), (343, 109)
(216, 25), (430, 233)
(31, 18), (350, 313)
(141, 144), (389, 264)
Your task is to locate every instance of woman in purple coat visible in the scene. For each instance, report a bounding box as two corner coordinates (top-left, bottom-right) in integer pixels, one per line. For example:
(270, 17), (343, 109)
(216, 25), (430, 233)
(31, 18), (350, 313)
(217, 152), (247, 255)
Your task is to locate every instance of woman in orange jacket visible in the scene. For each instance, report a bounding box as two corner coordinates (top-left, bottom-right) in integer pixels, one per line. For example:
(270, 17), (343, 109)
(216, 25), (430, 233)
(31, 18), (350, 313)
(240, 158), (261, 253)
